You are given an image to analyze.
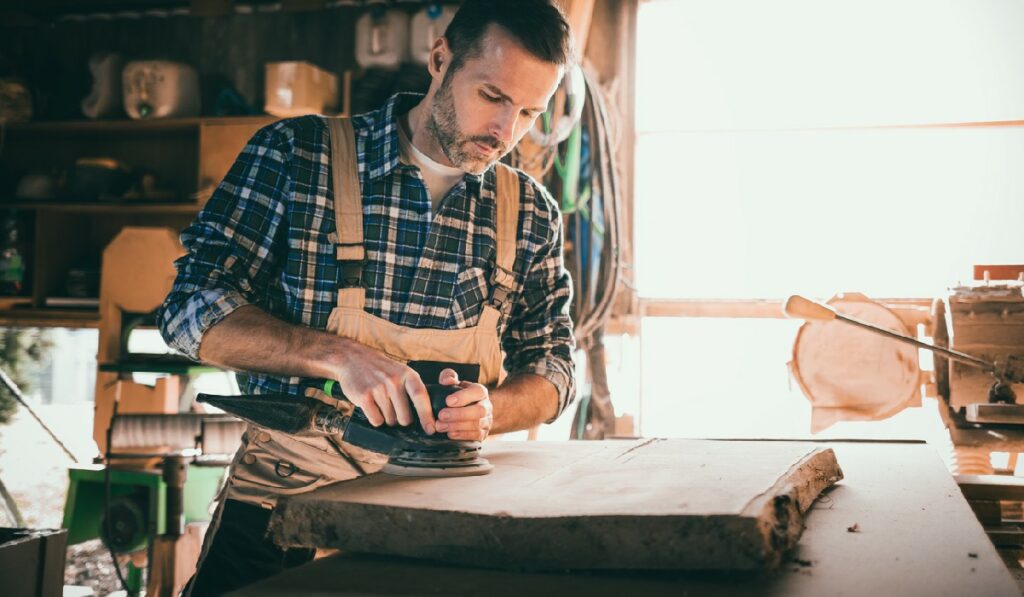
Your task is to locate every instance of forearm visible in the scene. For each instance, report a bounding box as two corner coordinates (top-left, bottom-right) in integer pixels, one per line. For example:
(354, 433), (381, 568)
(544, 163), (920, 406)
(200, 305), (444, 430)
(489, 373), (559, 434)
(197, 304), (344, 381)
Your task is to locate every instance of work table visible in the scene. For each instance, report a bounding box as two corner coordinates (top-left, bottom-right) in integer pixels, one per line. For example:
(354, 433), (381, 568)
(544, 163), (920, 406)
(235, 439), (1020, 596)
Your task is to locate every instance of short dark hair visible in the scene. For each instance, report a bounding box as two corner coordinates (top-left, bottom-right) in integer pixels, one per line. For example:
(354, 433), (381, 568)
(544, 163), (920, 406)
(444, 0), (574, 73)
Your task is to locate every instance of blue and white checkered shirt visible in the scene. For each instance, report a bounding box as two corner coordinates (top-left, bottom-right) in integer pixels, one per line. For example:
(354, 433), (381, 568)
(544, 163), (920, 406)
(158, 93), (576, 416)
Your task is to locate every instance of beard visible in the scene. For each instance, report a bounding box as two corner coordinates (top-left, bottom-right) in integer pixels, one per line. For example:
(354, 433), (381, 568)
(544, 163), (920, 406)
(426, 73), (508, 175)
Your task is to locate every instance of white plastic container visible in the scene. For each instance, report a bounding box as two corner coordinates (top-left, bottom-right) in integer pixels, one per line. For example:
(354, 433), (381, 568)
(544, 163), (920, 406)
(82, 52), (123, 119)
(355, 9), (410, 69)
(409, 5), (457, 65)
(122, 60), (200, 120)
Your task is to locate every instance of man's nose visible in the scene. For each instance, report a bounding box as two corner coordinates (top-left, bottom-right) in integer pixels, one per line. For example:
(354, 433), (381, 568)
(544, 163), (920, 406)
(489, 108), (518, 147)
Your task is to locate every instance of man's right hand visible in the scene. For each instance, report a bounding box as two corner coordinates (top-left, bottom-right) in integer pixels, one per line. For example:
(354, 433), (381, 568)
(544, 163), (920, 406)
(197, 306), (436, 434)
(330, 340), (436, 434)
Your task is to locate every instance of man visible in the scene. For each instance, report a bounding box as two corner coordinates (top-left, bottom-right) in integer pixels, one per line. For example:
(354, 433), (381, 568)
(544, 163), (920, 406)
(158, 0), (576, 594)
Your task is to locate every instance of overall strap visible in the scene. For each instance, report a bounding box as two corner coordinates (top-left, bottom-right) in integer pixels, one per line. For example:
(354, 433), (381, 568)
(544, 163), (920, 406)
(327, 117), (366, 309)
(488, 164), (520, 312)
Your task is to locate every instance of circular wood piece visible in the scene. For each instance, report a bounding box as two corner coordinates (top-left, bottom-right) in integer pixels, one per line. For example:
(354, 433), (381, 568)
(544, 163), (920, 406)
(792, 294), (920, 427)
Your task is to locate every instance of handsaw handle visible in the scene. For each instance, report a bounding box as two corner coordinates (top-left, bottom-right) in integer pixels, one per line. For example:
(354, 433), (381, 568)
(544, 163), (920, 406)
(783, 295), (837, 321)
(783, 294), (997, 375)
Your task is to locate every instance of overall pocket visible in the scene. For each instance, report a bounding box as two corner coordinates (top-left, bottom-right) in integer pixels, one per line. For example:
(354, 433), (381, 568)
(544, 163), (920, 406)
(230, 432), (332, 495)
(447, 266), (489, 327)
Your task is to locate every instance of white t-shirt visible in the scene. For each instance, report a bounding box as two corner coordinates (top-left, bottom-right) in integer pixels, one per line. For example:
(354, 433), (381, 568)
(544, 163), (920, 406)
(397, 117), (465, 213)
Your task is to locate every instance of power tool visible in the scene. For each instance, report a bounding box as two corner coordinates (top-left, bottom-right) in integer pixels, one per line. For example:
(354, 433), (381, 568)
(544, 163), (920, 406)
(197, 361), (494, 478)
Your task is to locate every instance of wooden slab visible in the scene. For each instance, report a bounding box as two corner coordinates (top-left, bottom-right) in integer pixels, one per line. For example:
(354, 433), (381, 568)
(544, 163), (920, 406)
(270, 439), (842, 571)
(239, 441), (1021, 597)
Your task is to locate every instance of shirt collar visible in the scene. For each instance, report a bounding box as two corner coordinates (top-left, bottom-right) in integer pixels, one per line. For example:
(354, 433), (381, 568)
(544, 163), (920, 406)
(360, 92), (416, 182)
(361, 92), (489, 185)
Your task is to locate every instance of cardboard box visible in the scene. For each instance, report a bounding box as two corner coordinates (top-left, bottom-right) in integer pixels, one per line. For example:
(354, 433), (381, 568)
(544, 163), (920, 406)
(0, 528), (68, 597)
(265, 61), (339, 117)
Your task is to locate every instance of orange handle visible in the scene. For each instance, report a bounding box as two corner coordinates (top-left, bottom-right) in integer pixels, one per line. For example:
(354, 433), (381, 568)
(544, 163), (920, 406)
(783, 295), (837, 321)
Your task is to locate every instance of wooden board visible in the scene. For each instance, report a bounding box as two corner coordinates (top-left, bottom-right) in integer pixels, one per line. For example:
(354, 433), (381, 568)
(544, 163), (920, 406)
(270, 439), (842, 571)
(240, 441), (1021, 597)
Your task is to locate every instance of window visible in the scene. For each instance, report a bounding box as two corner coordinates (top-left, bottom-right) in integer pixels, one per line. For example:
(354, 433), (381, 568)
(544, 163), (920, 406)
(632, 0), (1024, 440)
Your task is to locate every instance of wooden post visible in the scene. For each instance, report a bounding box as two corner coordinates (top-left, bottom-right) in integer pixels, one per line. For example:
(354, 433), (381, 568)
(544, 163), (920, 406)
(93, 228), (186, 454)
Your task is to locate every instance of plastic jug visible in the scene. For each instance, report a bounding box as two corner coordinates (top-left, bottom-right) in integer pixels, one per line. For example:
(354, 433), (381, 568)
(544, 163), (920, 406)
(355, 8), (410, 69)
(409, 4), (457, 65)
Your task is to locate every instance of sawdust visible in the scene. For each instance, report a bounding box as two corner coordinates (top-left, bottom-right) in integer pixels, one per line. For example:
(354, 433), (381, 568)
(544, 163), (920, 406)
(64, 539), (125, 595)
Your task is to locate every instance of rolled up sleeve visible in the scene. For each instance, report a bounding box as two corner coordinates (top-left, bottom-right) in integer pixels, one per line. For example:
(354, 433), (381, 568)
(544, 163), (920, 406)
(158, 125), (291, 360)
(502, 185), (577, 422)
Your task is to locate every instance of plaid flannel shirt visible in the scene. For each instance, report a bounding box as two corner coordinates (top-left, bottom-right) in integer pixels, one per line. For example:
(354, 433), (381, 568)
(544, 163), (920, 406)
(158, 93), (576, 417)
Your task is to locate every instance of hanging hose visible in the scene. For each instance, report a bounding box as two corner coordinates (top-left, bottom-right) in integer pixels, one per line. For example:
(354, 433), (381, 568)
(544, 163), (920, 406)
(506, 66), (625, 439)
(571, 70), (623, 344)
(552, 70), (624, 439)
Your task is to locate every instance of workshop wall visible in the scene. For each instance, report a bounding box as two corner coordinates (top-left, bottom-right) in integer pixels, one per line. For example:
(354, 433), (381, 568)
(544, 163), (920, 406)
(0, 8), (359, 121)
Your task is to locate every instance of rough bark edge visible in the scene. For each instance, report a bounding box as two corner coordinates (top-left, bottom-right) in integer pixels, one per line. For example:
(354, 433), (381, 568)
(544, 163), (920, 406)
(739, 447), (844, 568)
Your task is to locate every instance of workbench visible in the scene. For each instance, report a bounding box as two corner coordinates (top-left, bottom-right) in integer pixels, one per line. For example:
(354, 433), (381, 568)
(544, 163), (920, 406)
(233, 440), (1021, 596)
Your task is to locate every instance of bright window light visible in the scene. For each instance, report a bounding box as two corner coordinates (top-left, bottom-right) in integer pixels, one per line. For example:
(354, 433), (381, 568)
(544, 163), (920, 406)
(636, 0), (1024, 300)
(637, 0), (1024, 132)
(631, 0), (1024, 441)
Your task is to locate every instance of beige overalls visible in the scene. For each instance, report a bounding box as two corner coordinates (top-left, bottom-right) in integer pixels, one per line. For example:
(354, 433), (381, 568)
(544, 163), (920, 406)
(222, 117), (521, 509)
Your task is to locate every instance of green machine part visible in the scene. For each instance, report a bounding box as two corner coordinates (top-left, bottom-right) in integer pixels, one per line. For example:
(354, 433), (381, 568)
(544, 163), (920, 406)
(62, 463), (225, 553)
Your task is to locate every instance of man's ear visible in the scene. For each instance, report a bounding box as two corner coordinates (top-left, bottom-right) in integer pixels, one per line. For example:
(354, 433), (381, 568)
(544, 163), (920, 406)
(428, 36), (450, 81)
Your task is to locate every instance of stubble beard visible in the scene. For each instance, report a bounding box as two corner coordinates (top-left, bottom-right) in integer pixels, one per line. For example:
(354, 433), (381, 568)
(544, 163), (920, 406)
(426, 74), (508, 176)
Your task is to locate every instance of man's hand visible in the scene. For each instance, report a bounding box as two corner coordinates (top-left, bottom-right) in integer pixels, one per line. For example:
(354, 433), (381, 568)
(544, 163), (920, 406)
(331, 340), (436, 434)
(435, 368), (493, 441)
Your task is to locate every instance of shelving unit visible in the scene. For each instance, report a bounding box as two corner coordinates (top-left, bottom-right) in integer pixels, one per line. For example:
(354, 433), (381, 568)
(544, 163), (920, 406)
(0, 115), (278, 327)
(2, 202), (202, 215)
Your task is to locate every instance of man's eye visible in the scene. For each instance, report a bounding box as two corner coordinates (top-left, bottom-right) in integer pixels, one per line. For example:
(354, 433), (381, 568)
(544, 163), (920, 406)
(481, 92), (501, 103)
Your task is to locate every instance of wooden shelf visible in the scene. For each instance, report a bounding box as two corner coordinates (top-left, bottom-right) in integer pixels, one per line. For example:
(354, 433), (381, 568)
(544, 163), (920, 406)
(0, 308), (100, 328)
(4, 115), (276, 135)
(0, 113), (278, 329)
(1, 201), (202, 214)
(99, 358), (219, 375)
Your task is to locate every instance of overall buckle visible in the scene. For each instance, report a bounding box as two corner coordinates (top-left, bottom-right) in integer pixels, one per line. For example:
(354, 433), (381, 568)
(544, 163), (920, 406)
(339, 259), (367, 288)
(487, 264), (516, 311)
(337, 243), (366, 288)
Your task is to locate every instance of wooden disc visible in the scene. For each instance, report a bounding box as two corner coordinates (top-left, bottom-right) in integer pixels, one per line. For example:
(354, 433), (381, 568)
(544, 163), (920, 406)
(792, 293), (920, 431)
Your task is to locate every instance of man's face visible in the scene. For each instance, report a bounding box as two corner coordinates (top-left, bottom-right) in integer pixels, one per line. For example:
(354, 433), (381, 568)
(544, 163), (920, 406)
(426, 25), (564, 175)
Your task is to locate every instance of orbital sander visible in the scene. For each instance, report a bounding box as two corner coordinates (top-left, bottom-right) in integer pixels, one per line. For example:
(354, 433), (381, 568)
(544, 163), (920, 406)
(197, 361), (493, 478)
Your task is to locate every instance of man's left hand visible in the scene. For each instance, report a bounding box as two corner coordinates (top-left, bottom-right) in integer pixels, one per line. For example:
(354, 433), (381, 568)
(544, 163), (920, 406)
(435, 368), (493, 441)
